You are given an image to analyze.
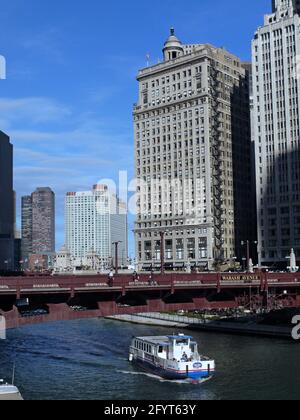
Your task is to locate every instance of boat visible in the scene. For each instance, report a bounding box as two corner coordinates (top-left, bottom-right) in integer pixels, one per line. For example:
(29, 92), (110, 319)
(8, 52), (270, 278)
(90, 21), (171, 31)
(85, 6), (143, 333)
(0, 380), (23, 400)
(129, 333), (215, 380)
(0, 365), (23, 400)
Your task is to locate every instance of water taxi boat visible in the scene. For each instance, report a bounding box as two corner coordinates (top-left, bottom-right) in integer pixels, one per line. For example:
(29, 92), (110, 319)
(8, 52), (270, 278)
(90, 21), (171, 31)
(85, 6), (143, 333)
(129, 333), (215, 380)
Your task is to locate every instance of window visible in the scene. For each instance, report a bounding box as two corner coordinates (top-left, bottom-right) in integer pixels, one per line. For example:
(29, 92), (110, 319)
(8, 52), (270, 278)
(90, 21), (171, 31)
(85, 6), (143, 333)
(199, 237), (208, 259)
(187, 238), (195, 259)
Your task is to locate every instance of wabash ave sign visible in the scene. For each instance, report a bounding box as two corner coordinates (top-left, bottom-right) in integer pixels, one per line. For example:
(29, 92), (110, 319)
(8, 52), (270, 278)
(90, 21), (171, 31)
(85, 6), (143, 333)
(221, 275), (260, 283)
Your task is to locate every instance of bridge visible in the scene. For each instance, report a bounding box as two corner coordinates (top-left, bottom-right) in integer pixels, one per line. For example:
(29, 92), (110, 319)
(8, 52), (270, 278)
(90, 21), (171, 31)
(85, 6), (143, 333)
(1, 271), (300, 329)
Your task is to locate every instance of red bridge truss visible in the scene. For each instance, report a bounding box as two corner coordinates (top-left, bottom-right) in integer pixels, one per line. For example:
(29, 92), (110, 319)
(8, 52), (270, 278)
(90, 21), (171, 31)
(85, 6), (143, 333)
(0, 272), (300, 329)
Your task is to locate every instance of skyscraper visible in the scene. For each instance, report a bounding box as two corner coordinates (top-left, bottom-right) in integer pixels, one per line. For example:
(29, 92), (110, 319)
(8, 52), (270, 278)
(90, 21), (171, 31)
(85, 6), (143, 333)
(21, 195), (33, 262)
(134, 30), (255, 271)
(21, 187), (55, 266)
(65, 184), (128, 267)
(252, 0), (300, 266)
(32, 187), (55, 255)
(0, 131), (14, 271)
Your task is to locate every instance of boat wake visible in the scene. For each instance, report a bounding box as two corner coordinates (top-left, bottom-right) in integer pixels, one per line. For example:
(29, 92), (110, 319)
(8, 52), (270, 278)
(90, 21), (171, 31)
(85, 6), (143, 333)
(117, 370), (212, 385)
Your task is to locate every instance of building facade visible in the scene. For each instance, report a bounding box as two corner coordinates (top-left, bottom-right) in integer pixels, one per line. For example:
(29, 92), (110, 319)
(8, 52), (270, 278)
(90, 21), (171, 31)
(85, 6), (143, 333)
(65, 184), (128, 267)
(252, 0), (300, 266)
(32, 187), (55, 255)
(21, 187), (55, 268)
(134, 30), (255, 271)
(0, 131), (14, 271)
(21, 195), (33, 262)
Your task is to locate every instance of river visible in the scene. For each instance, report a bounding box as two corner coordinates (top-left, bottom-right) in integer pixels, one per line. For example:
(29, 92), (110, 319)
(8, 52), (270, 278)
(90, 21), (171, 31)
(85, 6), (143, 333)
(0, 318), (299, 400)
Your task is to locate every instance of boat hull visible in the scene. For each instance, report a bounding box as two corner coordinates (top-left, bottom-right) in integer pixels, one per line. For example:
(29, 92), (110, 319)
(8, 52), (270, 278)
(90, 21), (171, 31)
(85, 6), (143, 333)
(0, 385), (23, 400)
(132, 357), (214, 381)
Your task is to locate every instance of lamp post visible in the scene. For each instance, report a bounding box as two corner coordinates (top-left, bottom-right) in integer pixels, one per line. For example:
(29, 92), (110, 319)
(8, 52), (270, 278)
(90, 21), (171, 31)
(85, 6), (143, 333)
(241, 240), (258, 272)
(112, 241), (122, 275)
(160, 231), (165, 275)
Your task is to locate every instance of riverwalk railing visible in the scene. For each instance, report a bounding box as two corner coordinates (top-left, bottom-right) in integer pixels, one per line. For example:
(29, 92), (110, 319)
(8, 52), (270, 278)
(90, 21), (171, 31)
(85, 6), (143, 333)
(135, 312), (207, 325)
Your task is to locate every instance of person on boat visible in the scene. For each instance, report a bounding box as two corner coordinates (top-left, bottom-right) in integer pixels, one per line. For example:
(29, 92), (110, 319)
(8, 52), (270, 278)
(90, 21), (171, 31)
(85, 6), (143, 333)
(181, 352), (188, 362)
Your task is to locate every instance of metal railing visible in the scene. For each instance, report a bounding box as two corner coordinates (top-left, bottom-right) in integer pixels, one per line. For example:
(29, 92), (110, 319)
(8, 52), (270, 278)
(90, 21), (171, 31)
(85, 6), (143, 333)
(135, 312), (206, 325)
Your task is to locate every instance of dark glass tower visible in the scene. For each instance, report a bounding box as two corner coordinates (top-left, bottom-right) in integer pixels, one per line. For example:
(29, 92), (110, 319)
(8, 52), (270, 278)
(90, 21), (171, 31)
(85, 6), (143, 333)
(0, 131), (14, 271)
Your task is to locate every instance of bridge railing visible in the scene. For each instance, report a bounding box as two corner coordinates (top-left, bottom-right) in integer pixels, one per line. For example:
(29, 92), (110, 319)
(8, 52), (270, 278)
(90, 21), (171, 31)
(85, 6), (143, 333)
(1, 271), (300, 292)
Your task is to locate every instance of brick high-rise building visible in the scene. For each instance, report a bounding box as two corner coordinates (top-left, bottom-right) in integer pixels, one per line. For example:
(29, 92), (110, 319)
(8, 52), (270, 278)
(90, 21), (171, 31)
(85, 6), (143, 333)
(134, 30), (256, 271)
(32, 187), (55, 255)
(21, 187), (55, 267)
(21, 195), (33, 262)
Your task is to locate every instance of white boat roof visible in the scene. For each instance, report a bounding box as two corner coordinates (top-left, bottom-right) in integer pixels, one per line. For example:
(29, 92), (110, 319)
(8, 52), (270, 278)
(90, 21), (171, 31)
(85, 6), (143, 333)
(0, 385), (20, 394)
(135, 335), (193, 346)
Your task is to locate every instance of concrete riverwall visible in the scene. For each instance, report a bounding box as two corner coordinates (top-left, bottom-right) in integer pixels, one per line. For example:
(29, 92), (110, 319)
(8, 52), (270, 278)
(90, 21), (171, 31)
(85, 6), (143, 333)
(106, 312), (294, 339)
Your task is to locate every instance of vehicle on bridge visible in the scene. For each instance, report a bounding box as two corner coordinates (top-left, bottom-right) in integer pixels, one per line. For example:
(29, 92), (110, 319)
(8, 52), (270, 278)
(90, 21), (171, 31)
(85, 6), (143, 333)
(129, 333), (215, 381)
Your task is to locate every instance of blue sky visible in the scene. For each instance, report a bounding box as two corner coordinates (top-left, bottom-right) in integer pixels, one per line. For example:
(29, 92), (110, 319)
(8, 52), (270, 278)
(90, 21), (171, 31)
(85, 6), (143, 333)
(0, 0), (270, 257)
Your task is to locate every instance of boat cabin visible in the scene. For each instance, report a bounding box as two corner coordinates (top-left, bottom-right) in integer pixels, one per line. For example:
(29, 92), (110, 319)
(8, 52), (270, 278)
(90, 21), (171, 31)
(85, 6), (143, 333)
(132, 334), (199, 362)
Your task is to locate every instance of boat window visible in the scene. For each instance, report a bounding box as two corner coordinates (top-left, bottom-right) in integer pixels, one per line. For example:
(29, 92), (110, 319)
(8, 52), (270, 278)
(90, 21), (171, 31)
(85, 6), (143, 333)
(158, 346), (163, 353)
(176, 339), (188, 345)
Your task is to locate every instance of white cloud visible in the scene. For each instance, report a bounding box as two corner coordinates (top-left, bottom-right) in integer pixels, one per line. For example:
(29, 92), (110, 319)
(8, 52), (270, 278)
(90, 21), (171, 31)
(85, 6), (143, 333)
(21, 27), (65, 64)
(0, 97), (72, 125)
(3, 94), (135, 251)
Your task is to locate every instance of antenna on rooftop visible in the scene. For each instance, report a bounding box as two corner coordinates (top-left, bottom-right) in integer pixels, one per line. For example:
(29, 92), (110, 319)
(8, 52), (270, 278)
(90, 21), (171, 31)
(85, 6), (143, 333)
(146, 53), (150, 67)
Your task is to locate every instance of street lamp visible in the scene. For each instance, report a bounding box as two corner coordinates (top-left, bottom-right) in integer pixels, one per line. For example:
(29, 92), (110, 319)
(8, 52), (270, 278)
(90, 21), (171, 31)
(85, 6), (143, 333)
(112, 241), (122, 275)
(160, 231), (165, 275)
(241, 240), (258, 272)
(241, 241), (250, 272)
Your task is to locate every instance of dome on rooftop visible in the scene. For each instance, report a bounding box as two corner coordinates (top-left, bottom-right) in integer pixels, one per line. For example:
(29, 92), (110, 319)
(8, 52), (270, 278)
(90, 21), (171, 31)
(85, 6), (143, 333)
(163, 28), (184, 61)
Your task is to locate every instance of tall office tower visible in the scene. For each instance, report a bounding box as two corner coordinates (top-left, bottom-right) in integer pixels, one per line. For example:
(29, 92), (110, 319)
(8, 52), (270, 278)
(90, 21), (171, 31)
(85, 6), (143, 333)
(31, 187), (55, 255)
(253, 0), (300, 266)
(134, 30), (255, 271)
(0, 131), (14, 271)
(65, 184), (128, 267)
(21, 195), (33, 262)
(21, 188), (55, 266)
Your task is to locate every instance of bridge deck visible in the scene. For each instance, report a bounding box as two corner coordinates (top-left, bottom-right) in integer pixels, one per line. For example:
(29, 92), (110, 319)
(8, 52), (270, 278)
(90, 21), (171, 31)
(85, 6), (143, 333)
(0, 272), (300, 329)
